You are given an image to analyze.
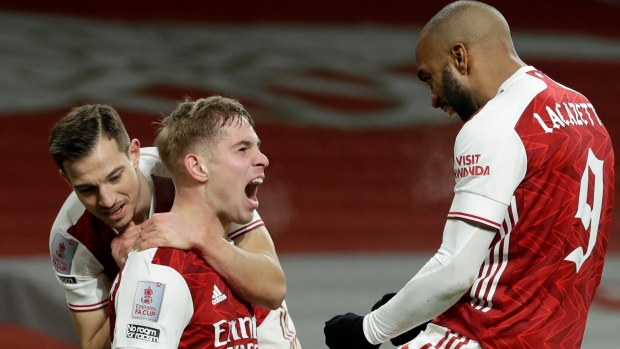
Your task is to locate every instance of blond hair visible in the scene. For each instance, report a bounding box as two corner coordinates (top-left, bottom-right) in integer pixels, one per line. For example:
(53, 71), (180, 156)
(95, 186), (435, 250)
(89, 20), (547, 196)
(156, 96), (254, 175)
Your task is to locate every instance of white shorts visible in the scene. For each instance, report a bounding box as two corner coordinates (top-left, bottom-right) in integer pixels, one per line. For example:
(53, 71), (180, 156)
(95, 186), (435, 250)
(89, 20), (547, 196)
(397, 323), (481, 349)
(258, 300), (302, 349)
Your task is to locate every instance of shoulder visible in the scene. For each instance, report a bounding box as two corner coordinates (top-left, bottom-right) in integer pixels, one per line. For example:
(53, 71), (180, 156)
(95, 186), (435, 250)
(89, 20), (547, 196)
(121, 249), (212, 299)
(114, 248), (194, 329)
(152, 248), (210, 273)
(123, 248), (190, 281)
(49, 192), (116, 261)
(50, 192), (87, 240)
(49, 193), (111, 278)
(151, 249), (227, 296)
(456, 69), (548, 151)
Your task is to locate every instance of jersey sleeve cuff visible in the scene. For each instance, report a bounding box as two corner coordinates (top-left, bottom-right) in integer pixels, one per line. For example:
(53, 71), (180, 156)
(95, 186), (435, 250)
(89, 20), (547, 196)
(68, 298), (109, 312)
(448, 191), (507, 230)
(227, 220), (265, 240)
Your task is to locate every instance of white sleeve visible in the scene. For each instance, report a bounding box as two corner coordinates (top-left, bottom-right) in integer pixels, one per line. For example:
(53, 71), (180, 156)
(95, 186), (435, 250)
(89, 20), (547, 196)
(112, 250), (193, 349)
(363, 219), (496, 344)
(50, 194), (111, 311)
(256, 300), (300, 349)
(448, 108), (526, 228)
(51, 238), (112, 311)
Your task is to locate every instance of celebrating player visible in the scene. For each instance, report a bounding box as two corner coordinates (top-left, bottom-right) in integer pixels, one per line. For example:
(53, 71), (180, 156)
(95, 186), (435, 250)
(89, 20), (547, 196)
(324, 1), (614, 348)
(111, 96), (273, 348)
(49, 103), (300, 349)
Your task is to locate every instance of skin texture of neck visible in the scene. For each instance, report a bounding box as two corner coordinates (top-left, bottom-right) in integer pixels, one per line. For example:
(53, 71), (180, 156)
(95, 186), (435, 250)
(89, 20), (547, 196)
(170, 184), (229, 239)
(130, 169), (153, 227)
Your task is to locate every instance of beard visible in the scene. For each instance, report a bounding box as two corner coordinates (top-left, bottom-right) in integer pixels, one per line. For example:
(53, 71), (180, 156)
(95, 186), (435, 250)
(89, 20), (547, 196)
(442, 65), (478, 123)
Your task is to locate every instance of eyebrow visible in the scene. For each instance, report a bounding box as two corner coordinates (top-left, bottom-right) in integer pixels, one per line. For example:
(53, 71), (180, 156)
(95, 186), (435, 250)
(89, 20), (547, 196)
(73, 165), (124, 190)
(232, 139), (261, 149)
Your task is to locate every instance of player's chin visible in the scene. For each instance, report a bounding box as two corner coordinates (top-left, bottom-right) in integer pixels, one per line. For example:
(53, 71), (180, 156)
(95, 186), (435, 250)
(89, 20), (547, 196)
(102, 213), (132, 231)
(233, 207), (255, 225)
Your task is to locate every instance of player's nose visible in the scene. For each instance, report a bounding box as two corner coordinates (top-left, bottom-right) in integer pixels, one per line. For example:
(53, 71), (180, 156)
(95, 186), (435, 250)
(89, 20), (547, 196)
(98, 186), (116, 208)
(255, 150), (269, 169)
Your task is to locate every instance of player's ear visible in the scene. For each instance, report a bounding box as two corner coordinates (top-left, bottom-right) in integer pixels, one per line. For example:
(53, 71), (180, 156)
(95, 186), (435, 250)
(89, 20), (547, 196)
(129, 139), (141, 169)
(452, 43), (468, 75)
(184, 153), (208, 183)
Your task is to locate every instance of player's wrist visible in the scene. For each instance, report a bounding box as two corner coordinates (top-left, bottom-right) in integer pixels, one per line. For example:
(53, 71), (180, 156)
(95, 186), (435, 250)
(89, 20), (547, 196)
(192, 229), (211, 253)
(192, 229), (230, 259)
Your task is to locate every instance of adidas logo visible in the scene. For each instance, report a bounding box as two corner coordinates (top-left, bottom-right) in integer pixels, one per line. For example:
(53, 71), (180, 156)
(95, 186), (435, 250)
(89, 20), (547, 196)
(212, 285), (227, 305)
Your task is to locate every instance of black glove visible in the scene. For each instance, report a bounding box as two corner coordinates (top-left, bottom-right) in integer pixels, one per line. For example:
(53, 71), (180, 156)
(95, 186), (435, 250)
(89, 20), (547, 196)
(371, 293), (398, 311)
(371, 292), (430, 346)
(324, 312), (381, 349)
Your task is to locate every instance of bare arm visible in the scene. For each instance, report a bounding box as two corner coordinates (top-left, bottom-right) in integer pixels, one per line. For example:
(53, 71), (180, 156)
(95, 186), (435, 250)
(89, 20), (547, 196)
(223, 224), (286, 309)
(70, 308), (111, 349)
(133, 212), (286, 309)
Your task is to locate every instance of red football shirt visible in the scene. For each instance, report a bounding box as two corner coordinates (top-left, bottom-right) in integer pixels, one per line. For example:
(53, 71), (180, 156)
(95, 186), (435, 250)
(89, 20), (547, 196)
(110, 247), (259, 348)
(438, 67), (614, 348)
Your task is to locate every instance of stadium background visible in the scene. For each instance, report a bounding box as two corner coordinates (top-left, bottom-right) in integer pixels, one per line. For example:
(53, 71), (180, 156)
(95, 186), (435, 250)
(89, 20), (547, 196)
(0, 0), (618, 347)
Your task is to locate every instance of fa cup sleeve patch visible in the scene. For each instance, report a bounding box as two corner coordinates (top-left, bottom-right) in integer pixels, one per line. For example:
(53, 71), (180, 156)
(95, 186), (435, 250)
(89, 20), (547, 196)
(132, 281), (166, 322)
(51, 234), (79, 275)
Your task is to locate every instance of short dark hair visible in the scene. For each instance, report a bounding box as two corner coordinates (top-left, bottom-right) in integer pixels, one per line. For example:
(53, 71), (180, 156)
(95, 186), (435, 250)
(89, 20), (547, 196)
(49, 104), (130, 173)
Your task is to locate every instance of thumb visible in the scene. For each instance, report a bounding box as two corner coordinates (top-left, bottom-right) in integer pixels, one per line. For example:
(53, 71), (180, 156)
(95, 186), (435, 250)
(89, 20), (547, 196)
(122, 221), (135, 234)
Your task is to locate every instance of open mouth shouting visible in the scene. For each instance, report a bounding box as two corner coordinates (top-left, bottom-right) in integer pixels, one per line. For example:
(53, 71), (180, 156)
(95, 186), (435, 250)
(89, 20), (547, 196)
(245, 177), (263, 209)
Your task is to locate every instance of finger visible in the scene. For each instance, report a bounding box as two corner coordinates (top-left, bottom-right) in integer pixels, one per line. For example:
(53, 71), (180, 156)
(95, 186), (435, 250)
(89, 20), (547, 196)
(121, 221), (139, 236)
(138, 235), (168, 251)
(138, 229), (155, 243)
(126, 224), (142, 236)
(140, 221), (160, 235)
(141, 216), (155, 230)
(111, 240), (124, 267)
(134, 239), (151, 251)
(133, 235), (144, 251)
(143, 212), (168, 227)
(134, 235), (159, 251)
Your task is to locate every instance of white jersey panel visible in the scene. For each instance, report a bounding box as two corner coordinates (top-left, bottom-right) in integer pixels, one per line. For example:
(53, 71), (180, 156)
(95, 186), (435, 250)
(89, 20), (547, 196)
(449, 67), (545, 228)
(139, 147), (169, 179)
(112, 248), (193, 349)
(50, 191), (112, 310)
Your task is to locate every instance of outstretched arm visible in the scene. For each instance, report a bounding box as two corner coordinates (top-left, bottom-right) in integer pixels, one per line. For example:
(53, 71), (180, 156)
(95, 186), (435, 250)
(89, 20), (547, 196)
(363, 219), (495, 344)
(324, 219), (496, 348)
(128, 212), (286, 309)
